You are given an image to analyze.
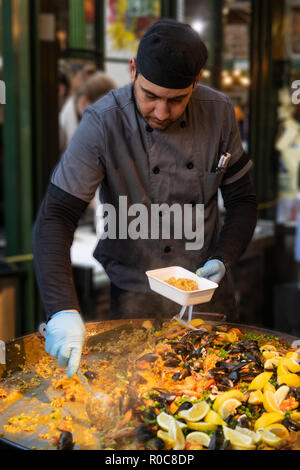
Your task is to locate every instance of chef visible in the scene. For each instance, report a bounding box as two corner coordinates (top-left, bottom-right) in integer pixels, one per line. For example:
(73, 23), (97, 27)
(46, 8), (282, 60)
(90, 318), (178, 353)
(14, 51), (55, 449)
(33, 19), (257, 378)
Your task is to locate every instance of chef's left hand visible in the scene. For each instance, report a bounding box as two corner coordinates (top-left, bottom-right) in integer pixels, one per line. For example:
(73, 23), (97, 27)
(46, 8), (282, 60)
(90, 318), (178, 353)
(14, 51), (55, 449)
(196, 259), (226, 284)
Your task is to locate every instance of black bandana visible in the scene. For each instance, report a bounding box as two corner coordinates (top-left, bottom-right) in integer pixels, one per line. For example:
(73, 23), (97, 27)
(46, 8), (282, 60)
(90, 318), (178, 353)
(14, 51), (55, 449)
(136, 19), (208, 89)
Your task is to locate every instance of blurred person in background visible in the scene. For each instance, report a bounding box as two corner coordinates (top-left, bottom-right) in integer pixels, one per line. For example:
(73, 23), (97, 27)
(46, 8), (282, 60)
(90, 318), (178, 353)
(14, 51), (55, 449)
(58, 67), (71, 111)
(60, 71), (117, 224)
(59, 63), (97, 153)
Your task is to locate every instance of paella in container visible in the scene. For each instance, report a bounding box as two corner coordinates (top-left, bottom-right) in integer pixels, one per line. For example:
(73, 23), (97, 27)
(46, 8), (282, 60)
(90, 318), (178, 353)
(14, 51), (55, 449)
(0, 317), (300, 451)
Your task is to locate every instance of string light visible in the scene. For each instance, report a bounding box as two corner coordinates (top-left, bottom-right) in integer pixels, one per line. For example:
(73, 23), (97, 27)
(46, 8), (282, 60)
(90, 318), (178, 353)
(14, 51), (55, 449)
(233, 68), (242, 77)
(191, 20), (205, 35)
(202, 69), (211, 78)
(240, 76), (250, 87)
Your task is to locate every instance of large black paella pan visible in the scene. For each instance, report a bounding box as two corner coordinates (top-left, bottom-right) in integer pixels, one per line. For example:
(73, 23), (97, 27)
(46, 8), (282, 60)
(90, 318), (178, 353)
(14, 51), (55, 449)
(0, 318), (299, 450)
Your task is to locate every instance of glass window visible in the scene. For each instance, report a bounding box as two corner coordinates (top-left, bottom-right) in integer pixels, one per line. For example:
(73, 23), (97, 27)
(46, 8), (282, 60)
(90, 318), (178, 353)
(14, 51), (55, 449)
(105, 0), (162, 86)
(222, 0), (251, 150)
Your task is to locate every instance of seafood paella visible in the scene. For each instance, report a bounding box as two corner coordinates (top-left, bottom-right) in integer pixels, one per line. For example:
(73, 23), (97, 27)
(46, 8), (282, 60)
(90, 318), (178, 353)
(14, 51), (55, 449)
(0, 319), (300, 450)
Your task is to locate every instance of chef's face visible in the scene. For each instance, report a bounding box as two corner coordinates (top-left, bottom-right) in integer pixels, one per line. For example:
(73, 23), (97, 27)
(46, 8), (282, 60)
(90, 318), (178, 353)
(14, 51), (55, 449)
(130, 59), (201, 130)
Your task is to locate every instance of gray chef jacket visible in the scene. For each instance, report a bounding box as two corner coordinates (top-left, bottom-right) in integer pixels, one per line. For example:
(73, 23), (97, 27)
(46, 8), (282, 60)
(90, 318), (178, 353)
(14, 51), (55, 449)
(51, 83), (252, 296)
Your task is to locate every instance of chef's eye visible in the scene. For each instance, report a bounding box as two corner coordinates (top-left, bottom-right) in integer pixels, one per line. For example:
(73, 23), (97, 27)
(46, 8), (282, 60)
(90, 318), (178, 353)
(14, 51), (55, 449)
(169, 98), (183, 104)
(145, 93), (156, 100)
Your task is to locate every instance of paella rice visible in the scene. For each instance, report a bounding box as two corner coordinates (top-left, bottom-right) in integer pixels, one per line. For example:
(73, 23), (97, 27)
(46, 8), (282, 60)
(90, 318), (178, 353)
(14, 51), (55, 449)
(0, 320), (299, 450)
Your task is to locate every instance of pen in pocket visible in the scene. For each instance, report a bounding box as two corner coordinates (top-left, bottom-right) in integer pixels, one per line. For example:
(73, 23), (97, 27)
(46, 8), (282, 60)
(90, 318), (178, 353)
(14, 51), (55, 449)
(215, 152), (232, 173)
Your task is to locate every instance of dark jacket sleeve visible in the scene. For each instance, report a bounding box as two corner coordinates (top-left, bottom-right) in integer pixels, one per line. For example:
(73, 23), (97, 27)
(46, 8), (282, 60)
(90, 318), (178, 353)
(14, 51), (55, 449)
(32, 183), (88, 320)
(210, 171), (258, 267)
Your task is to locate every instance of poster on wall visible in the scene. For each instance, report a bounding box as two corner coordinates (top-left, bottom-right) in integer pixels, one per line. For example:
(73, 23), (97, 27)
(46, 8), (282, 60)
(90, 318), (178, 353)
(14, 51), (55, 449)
(105, 0), (161, 59)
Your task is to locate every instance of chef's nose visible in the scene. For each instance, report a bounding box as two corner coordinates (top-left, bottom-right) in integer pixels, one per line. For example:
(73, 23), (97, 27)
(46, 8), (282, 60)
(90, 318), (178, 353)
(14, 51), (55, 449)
(154, 101), (170, 121)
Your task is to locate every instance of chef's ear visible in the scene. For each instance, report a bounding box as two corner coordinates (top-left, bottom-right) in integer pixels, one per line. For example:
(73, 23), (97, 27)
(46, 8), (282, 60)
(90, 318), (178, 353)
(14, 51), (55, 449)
(130, 58), (137, 83)
(193, 70), (203, 89)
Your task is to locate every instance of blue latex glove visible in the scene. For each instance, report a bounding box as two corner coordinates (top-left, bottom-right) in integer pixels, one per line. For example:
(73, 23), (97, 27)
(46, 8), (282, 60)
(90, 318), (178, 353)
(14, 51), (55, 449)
(196, 259), (226, 284)
(45, 311), (86, 378)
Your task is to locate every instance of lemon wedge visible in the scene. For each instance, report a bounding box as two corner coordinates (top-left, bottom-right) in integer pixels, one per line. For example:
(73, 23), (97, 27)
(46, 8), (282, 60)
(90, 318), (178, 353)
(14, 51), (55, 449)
(277, 373), (300, 388)
(231, 443), (256, 450)
(178, 401), (210, 422)
(212, 390), (245, 411)
(260, 344), (277, 352)
(186, 421), (217, 432)
(265, 423), (289, 439)
(254, 412), (284, 431)
(189, 318), (205, 327)
(262, 350), (279, 360)
(263, 391), (284, 414)
(219, 398), (242, 420)
(185, 431), (210, 448)
(274, 385), (289, 407)
(157, 412), (186, 431)
(235, 426), (260, 444)
(169, 419), (186, 450)
(248, 372), (273, 390)
(157, 430), (175, 450)
(260, 429), (282, 447)
(277, 357), (300, 375)
(264, 358), (279, 370)
(204, 409), (227, 426)
(248, 390), (263, 405)
(216, 331), (238, 343)
(222, 426), (253, 447)
(263, 381), (276, 393)
(286, 351), (300, 361)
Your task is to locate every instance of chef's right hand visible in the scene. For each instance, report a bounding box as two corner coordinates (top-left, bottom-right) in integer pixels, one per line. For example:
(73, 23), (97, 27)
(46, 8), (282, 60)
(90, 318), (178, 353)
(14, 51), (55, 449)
(45, 310), (86, 379)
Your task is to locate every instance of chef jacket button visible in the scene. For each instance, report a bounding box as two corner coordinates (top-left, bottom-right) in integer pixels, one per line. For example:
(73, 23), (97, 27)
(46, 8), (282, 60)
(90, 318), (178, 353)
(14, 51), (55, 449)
(146, 124), (153, 133)
(187, 162), (194, 170)
(180, 121), (186, 128)
(153, 166), (160, 175)
(164, 246), (171, 254)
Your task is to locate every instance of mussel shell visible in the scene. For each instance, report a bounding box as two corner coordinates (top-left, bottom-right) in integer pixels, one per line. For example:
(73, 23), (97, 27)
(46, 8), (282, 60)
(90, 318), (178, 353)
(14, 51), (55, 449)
(58, 431), (74, 450)
(145, 437), (165, 450)
(288, 387), (300, 401)
(172, 368), (190, 380)
(227, 370), (240, 384)
(208, 429), (225, 450)
(176, 401), (193, 413)
(161, 352), (180, 360)
(163, 358), (181, 367)
(172, 371), (181, 380)
(142, 407), (157, 422)
(235, 414), (250, 428)
(152, 389), (176, 404)
(215, 361), (236, 370)
(84, 370), (97, 381)
(281, 418), (300, 432)
(134, 424), (156, 442)
(136, 353), (158, 363)
(170, 342), (192, 355)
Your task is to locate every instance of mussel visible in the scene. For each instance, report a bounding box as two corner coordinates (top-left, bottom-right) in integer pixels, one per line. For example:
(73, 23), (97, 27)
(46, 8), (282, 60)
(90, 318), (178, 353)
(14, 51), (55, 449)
(134, 423), (156, 442)
(176, 401), (193, 414)
(172, 368), (190, 381)
(136, 353), (158, 363)
(281, 418), (300, 432)
(235, 414), (250, 428)
(163, 357), (181, 367)
(145, 437), (165, 450)
(58, 431), (74, 450)
(208, 429), (230, 450)
(84, 370), (97, 381)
